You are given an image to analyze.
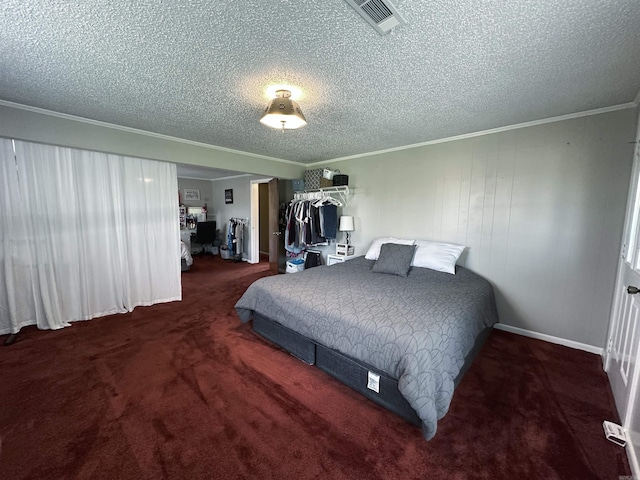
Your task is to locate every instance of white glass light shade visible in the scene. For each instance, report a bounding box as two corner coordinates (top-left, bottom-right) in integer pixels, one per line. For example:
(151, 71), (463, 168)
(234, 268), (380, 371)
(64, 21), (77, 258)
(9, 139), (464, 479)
(339, 216), (355, 232)
(260, 90), (307, 130)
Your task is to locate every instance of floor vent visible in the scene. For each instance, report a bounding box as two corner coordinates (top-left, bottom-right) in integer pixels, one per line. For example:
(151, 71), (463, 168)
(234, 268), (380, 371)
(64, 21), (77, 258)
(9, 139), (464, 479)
(344, 0), (406, 35)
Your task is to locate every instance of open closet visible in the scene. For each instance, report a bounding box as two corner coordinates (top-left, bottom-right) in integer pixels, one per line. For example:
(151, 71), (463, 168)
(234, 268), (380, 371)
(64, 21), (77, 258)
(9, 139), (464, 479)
(284, 186), (350, 256)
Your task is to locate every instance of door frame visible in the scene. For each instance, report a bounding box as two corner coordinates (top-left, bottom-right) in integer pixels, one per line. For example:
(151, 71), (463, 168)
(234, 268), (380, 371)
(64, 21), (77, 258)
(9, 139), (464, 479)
(249, 177), (281, 268)
(248, 178), (272, 264)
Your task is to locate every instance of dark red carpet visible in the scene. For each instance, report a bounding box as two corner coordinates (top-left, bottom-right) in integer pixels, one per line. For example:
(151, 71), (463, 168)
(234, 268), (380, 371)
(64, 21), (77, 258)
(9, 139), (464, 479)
(0, 256), (631, 479)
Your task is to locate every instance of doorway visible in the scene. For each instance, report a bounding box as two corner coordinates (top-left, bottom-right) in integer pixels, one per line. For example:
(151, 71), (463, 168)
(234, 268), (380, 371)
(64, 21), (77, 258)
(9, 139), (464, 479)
(250, 178), (286, 273)
(258, 183), (269, 262)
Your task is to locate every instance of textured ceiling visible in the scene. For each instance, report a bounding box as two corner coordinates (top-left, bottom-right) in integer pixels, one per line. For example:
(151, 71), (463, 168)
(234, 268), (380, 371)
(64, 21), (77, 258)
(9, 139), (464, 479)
(1, 0), (639, 165)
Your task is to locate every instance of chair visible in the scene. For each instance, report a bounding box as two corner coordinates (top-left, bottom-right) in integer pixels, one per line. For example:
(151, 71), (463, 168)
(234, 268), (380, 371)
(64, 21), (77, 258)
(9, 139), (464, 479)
(194, 221), (218, 255)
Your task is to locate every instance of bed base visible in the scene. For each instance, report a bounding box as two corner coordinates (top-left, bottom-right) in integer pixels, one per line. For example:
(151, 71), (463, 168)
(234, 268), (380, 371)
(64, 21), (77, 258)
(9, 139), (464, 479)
(252, 312), (492, 427)
(315, 343), (422, 425)
(252, 313), (315, 364)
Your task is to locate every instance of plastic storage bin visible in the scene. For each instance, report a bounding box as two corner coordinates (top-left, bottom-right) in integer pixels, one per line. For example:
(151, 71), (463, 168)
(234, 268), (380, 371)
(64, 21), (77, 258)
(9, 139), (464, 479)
(286, 258), (305, 273)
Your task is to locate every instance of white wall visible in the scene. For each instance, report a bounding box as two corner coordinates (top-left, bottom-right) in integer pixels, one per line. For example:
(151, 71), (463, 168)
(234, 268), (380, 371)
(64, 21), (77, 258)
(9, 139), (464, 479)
(177, 178), (214, 210)
(321, 108), (637, 348)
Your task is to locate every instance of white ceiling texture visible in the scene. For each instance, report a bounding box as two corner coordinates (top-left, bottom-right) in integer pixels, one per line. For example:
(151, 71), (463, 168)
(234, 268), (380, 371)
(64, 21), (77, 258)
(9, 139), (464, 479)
(1, 1), (639, 179)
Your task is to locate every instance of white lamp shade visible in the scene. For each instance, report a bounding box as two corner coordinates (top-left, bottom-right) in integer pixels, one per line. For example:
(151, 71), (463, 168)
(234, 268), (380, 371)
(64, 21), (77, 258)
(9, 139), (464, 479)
(339, 216), (355, 232)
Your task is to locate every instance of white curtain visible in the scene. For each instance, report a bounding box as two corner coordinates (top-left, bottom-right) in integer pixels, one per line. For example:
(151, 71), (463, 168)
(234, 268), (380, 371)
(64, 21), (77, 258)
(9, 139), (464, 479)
(0, 138), (181, 335)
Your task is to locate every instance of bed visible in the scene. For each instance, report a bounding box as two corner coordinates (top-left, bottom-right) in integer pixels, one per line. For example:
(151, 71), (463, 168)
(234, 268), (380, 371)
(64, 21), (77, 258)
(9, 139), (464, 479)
(181, 240), (193, 272)
(235, 242), (498, 439)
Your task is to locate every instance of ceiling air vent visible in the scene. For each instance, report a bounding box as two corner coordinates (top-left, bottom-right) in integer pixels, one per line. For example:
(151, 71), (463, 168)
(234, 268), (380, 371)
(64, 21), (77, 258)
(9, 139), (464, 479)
(344, 0), (406, 35)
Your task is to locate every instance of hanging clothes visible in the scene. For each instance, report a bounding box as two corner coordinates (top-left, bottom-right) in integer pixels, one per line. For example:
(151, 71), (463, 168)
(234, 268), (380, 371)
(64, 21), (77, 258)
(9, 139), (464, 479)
(278, 202), (287, 234)
(319, 204), (338, 239)
(227, 218), (247, 259)
(284, 198), (338, 253)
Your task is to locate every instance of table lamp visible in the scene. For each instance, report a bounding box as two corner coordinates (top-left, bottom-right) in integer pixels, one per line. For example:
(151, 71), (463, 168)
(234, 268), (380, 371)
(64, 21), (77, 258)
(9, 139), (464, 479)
(337, 216), (355, 256)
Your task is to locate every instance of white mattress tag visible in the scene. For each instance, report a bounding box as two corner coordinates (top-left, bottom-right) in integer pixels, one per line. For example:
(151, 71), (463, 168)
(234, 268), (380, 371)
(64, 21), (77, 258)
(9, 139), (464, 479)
(367, 371), (380, 393)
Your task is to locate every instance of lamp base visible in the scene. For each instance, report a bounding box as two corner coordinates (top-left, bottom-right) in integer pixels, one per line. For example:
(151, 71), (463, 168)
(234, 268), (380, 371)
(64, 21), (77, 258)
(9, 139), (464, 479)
(336, 243), (354, 256)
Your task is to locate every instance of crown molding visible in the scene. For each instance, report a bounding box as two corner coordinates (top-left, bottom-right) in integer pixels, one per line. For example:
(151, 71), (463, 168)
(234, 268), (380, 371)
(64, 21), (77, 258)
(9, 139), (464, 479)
(3, 98), (636, 170)
(0, 99), (302, 166)
(305, 102), (637, 167)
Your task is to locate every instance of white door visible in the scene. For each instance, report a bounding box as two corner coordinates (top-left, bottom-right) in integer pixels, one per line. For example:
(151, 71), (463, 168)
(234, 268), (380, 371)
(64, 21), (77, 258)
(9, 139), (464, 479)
(605, 110), (640, 469)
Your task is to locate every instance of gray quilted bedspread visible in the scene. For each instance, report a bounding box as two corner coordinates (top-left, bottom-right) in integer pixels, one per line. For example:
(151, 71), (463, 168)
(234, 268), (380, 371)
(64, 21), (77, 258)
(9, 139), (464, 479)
(235, 256), (498, 439)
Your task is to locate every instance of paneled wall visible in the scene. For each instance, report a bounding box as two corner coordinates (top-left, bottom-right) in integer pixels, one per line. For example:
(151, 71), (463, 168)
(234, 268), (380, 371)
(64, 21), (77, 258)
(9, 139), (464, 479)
(324, 109), (637, 347)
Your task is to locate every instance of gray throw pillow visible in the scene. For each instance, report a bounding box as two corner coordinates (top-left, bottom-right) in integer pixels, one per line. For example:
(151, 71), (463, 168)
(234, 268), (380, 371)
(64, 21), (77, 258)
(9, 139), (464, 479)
(372, 242), (416, 277)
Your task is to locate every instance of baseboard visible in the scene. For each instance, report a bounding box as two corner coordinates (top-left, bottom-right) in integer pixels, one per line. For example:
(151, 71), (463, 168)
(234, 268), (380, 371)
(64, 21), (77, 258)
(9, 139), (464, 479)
(493, 323), (603, 356)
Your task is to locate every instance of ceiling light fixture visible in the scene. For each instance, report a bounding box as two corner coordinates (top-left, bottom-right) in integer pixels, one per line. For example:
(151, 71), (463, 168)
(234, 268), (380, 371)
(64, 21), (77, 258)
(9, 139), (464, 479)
(260, 89), (307, 131)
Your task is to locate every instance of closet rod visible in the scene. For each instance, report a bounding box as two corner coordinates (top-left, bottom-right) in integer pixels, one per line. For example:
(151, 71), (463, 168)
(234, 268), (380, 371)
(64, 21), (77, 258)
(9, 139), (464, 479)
(297, 186), (349, 195)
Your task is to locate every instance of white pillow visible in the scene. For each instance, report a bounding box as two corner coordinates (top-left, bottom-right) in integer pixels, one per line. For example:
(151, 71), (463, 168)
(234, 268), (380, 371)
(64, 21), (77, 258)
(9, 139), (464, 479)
(365, 237), (415, 260)
(411, 240), (465, 274)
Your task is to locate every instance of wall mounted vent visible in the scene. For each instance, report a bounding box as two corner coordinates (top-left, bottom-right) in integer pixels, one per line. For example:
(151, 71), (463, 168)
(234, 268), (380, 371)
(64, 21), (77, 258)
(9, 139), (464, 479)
(344, 0), (406, 35)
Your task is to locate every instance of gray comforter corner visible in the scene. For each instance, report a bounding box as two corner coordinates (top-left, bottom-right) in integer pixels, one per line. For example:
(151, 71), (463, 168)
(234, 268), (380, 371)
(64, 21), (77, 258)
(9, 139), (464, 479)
(234, 256), (498, 439)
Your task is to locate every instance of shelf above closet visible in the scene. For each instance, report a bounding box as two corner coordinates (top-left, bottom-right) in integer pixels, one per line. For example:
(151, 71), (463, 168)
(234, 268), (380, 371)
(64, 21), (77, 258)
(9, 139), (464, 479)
(293, 186), (352, 206)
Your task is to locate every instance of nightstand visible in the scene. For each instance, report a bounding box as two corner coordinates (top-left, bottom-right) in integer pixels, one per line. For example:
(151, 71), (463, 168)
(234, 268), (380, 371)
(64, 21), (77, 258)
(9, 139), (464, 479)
(327, 254), (357, 266)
